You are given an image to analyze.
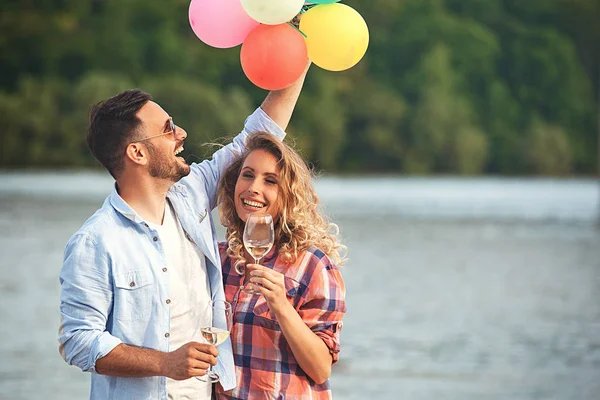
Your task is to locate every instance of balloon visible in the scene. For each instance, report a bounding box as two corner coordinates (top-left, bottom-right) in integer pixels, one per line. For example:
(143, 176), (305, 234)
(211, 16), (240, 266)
(241, 24), (308, 90)
(189, 0), (259, 48)
(242, 0), (304, 25)
(300, 4), (369, 71)
(305, 0), (340, 3)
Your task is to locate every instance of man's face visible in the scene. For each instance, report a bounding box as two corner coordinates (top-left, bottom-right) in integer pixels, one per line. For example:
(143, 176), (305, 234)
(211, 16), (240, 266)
(136, 101), (190, 182)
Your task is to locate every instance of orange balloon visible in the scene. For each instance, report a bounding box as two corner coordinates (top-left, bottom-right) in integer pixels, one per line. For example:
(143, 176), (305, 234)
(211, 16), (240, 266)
(240, 24), (308, 91)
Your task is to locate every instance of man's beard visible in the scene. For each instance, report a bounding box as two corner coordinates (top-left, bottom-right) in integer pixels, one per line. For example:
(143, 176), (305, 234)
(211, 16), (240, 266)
(146, 142), (190, 182)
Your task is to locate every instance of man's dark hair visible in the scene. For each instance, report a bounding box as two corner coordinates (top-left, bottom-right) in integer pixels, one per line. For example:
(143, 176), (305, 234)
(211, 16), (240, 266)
(87, 89), (152, 178)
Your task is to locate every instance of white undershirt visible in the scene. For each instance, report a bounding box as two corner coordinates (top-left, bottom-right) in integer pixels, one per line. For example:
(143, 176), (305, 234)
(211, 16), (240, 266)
(148, 201), (212, 400)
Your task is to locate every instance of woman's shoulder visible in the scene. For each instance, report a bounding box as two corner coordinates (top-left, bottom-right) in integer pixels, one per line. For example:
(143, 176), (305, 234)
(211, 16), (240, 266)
(294, 246), (341, 277)
(292, 246), (345, 297)
(305, 246), (338, 267)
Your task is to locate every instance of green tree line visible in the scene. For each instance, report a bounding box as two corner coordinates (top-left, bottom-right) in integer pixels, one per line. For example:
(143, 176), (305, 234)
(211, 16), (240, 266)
(1, 0), (598, 175)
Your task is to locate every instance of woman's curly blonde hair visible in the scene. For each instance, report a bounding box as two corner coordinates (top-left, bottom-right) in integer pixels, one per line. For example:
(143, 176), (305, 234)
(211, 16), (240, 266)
(217, 131), (346, 271)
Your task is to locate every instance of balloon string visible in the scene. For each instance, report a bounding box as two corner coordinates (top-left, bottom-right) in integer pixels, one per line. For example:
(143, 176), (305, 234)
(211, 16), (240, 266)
(301, 4), (316, 12)
(288, 4), (314, 38)
(287, 21), (307, 38)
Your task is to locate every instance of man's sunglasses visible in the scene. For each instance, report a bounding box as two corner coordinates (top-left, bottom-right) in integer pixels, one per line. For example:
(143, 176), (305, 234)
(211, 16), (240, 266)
(133, 118), (177, 143)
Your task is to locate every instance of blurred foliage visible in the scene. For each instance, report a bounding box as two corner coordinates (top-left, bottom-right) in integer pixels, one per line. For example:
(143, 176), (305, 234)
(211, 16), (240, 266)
(0, 0), (598, 175)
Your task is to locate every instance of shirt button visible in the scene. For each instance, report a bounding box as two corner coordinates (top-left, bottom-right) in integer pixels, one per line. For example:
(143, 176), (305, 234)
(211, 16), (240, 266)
(165, 333), (170, 338)
(153, 236), (158, 242)
(144, 223), (149, 228)
(162, 267), (167, 272)
(129, 281), (135, 287)
(166, 299), (171, 304)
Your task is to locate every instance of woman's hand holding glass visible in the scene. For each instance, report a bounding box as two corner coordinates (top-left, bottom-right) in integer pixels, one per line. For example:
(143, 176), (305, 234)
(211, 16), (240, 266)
(247, 264), (290, 315)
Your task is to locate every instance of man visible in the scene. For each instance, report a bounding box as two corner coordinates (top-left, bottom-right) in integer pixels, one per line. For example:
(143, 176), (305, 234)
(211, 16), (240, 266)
(58, 68), (308, 400)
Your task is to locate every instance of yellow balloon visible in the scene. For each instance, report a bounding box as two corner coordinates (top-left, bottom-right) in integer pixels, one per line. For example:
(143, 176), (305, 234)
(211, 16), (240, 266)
(300, 3), (369, 71)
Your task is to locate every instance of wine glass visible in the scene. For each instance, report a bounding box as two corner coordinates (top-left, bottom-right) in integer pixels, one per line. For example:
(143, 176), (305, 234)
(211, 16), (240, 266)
(241, 213), (274, 294)
(196, 300), (232, 383)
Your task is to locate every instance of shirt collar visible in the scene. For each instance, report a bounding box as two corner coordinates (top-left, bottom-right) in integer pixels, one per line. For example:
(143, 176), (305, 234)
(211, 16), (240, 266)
(109, 182), (188, 224)
(108, 183), (146, 224)
(168, 182), (187, 194)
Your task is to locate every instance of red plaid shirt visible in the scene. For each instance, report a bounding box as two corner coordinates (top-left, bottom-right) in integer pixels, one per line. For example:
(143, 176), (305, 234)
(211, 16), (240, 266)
(215, 243), (346, 400)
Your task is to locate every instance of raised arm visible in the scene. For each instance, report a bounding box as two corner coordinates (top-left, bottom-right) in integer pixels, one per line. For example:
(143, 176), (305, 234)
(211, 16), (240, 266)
(260, 62), (310, 131)
(183, 65), (310, 210)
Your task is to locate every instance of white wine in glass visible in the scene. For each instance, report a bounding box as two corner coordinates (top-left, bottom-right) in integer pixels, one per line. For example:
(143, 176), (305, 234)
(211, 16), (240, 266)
(196, 300), (232, 383)
(241, 213), (274, 294)
(200, 327), (230, 346)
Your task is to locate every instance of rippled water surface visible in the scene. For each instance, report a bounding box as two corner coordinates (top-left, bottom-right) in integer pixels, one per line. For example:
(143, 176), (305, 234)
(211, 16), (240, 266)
(1, 172), (599, 399)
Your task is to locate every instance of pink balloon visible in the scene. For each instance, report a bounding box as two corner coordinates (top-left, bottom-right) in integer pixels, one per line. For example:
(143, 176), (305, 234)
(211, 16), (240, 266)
(189, 0), (259, 49)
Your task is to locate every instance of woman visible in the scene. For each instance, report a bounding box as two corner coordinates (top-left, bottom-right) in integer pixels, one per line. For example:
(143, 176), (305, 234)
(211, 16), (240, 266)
(215, 132), (346, 399)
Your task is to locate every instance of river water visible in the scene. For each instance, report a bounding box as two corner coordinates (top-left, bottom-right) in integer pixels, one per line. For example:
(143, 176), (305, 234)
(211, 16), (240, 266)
(0, 172), (599, 400)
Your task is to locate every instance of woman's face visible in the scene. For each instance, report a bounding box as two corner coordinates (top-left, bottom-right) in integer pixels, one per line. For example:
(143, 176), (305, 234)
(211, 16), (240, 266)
(234, 149), (281, 223)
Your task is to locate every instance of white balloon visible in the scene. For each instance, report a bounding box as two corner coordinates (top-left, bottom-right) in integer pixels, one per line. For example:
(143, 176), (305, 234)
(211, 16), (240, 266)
(241, 0), (304, 25)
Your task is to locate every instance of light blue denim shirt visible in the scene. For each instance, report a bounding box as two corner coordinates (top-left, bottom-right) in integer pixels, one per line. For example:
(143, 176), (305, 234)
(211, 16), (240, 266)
(58, 107), (285, 400)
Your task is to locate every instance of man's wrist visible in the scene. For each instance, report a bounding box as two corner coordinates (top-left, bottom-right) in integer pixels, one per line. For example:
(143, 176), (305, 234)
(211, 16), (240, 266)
(157, 350), (170, 378)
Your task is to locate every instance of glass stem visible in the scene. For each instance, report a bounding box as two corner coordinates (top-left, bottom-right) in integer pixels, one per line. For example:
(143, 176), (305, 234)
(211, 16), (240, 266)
(250, 258), (260, 292)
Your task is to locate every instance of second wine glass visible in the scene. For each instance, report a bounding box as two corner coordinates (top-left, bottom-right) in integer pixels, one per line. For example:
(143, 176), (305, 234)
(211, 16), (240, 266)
(196, 300), (232, 383)
(241, 213), (274, 294)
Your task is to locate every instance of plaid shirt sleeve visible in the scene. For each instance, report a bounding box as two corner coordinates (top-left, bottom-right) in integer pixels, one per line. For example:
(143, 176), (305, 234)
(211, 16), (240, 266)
(297, 248), (347, 364)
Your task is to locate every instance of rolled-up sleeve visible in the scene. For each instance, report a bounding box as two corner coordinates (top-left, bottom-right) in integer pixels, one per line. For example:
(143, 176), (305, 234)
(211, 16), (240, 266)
(243, 107), (286, 141)
(58, 234), (122, 372)
(298, 255), (346, 364)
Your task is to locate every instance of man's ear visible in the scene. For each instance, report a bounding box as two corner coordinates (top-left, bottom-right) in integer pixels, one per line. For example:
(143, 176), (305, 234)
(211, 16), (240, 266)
(124, 143), (149, 166)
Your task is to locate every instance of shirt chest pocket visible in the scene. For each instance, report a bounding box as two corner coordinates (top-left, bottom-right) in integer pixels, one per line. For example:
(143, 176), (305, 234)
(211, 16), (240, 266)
(113, 269), (155, 321)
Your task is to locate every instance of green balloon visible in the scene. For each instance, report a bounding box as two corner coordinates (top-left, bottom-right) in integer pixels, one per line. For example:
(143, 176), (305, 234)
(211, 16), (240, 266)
(307, 1), (341, 4)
